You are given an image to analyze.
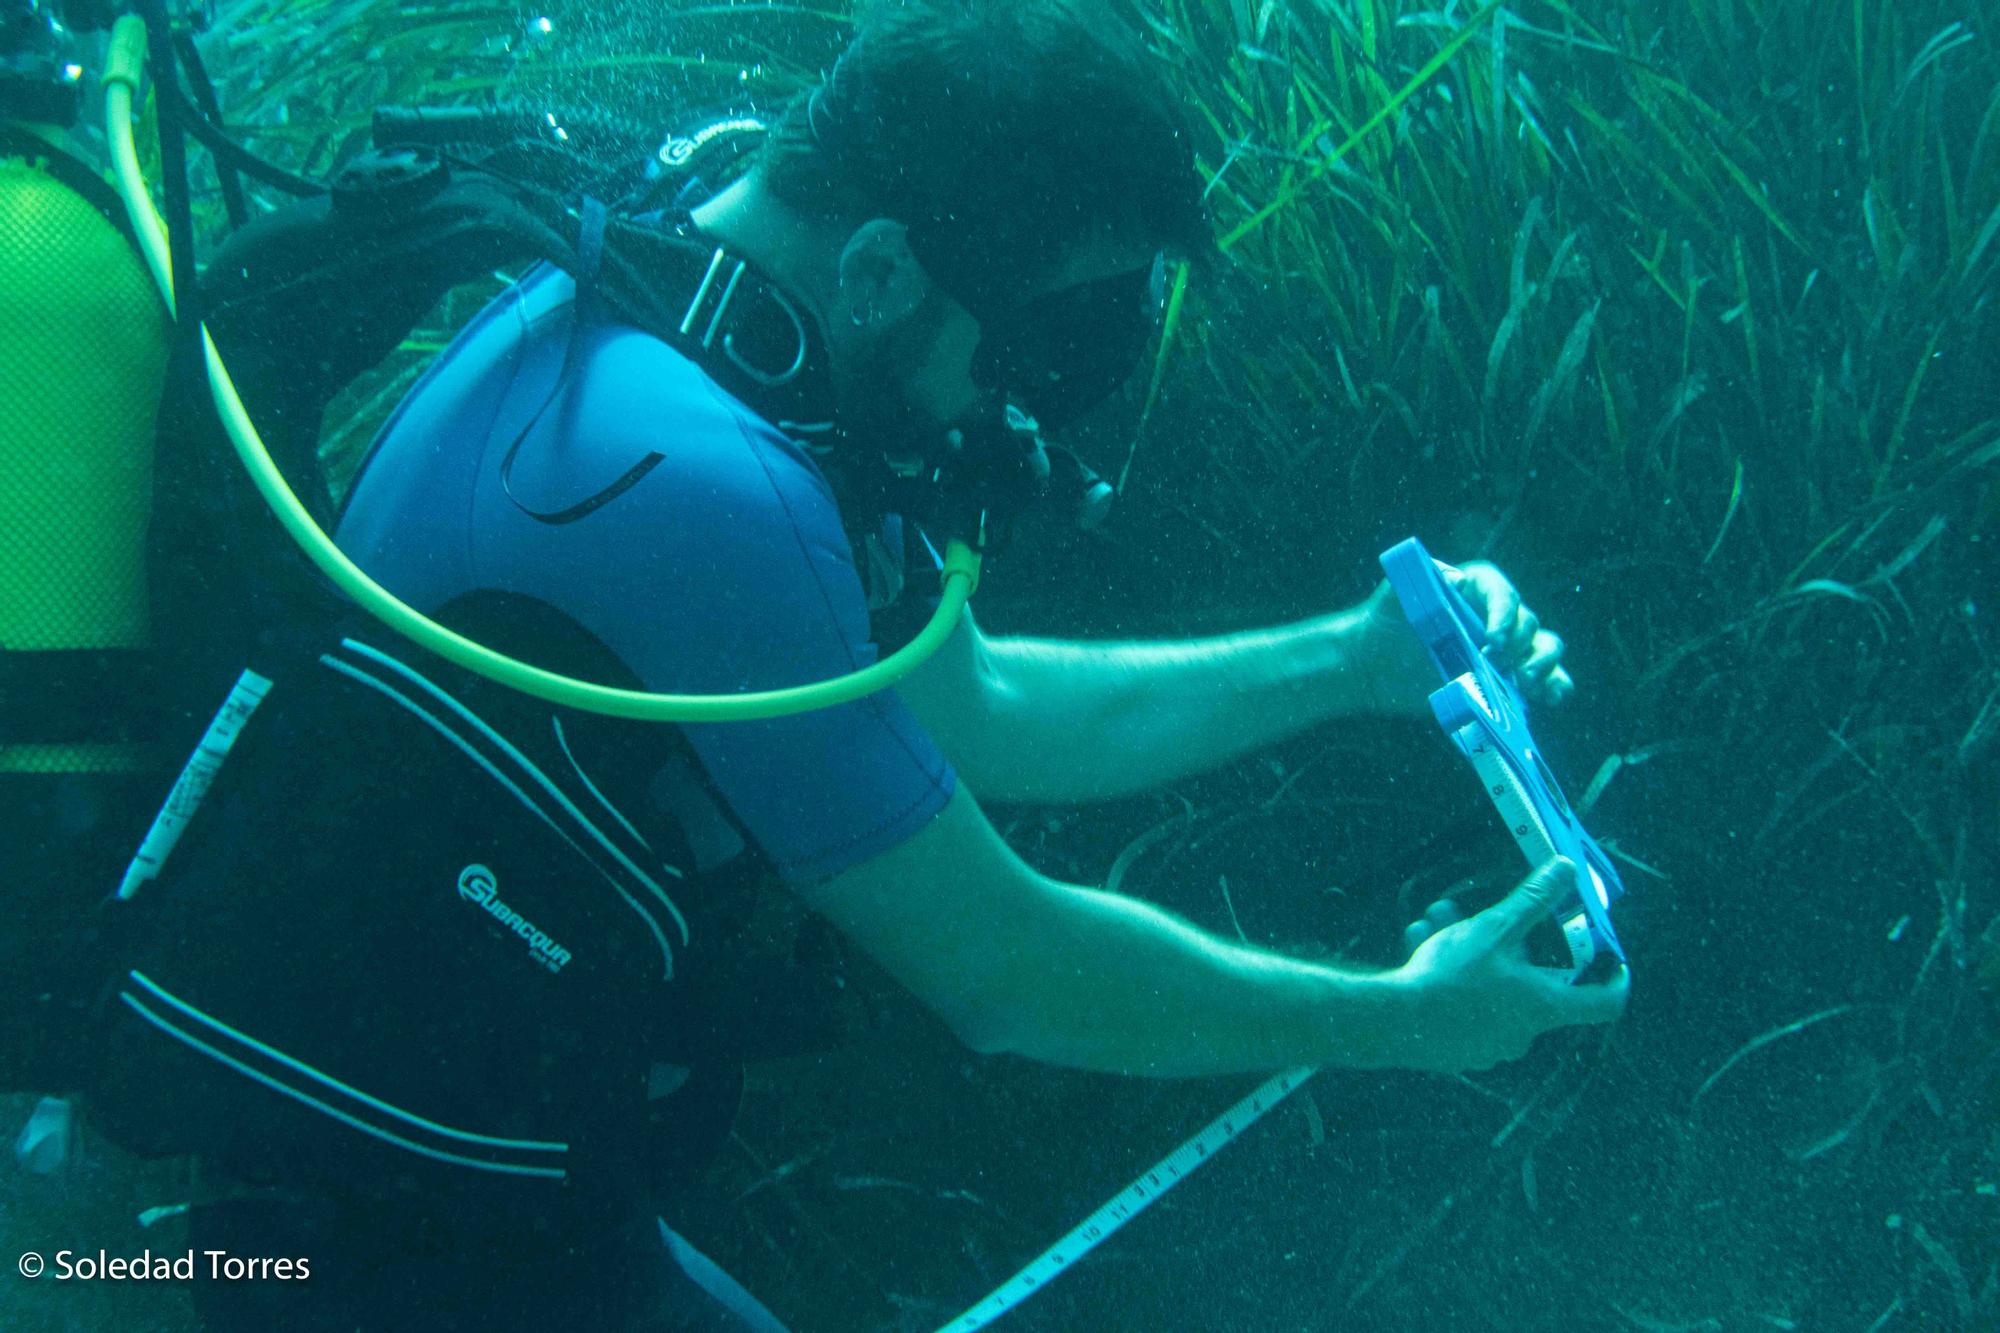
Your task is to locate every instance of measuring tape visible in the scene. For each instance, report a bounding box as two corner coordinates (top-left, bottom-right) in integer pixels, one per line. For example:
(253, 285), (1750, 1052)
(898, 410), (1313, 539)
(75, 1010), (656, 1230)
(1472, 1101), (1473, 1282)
(1448, 713), (1599, 972)
(936, 1066), (1315, 1333)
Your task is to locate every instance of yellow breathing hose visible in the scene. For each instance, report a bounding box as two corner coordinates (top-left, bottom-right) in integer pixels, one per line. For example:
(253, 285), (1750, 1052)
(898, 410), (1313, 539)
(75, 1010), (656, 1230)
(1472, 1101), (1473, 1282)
(100, 16), (980, 722)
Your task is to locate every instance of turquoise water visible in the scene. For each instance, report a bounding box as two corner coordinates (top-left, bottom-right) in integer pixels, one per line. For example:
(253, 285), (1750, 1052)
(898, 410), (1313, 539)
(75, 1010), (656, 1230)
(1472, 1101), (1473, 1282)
(5, 1), (1997, 1329)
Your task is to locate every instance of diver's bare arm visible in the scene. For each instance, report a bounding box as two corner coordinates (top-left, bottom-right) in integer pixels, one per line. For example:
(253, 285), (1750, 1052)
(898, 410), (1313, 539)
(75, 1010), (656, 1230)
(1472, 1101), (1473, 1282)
(801, 787), (1409, 1077)
(899, 606), (1393, 805)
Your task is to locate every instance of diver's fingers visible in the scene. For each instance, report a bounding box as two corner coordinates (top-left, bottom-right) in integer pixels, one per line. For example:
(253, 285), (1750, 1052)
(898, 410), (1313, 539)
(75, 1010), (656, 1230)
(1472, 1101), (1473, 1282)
(1460, 563), (1539, 663)
(1447, 563), (1516, 647)
(1402, 918), (1431, 956)
(1502, 606), (1540, 664)
(1540, 962), (1630, 1025)
(1401, 898), (1465, 956)
(1484, 857), (1575, 946)
(1520, 629), (1563, 680)
(1520, 632), (1570, 702)
(1477, 570), (1522, 647)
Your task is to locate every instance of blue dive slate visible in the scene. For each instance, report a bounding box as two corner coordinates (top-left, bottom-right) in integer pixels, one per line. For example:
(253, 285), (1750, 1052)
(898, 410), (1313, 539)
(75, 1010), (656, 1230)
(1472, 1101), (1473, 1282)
(1379, 537), (1626, 973)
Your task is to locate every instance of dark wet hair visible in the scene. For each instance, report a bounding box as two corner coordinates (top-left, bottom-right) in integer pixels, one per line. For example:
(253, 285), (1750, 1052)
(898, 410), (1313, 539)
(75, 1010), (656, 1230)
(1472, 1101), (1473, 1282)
(758, 0), (1211, 315)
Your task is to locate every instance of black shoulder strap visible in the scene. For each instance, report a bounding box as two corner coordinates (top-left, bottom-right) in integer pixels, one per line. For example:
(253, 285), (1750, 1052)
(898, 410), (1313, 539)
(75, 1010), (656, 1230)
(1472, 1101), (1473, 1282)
(597, 209), (839, 433)
(0, 124), (140, 252)
(198, 155), (840, 505)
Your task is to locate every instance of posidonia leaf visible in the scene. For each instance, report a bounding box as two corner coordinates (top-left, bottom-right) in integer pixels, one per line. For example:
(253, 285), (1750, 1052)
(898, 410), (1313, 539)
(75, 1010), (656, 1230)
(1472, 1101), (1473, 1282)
(1702, 457), (1744, 566)
(1120, 260), (1194, 494)
(1220, 1), (1500, 250)
(1709, 140), (1813, 258)
(1963, 197), (2000, 278)
(1785, 579), (1878, 608)
(1875, 324), (1945, 497)
(1519, 299), (1599, 465)
(1868, 514), (1948, 586)
(1894, 22), (1975, 105)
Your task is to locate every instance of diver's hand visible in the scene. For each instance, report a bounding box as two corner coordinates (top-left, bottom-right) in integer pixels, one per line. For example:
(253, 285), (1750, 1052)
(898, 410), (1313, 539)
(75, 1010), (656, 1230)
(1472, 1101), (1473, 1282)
(1447, 560), (1572, 703)
(1355, 560), (1573, 712)
(1386, 858), (1628, 1074)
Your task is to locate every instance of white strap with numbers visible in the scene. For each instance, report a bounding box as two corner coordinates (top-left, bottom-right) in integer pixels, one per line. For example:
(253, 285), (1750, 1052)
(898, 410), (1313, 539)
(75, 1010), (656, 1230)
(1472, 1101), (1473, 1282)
(116, 669), (272, 901)
(1452, 715), (1595, 975)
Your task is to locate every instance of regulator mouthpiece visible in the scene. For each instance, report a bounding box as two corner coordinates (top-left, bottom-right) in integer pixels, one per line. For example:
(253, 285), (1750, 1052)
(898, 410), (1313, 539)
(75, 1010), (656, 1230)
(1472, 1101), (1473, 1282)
(1047, 445), (1114, 530)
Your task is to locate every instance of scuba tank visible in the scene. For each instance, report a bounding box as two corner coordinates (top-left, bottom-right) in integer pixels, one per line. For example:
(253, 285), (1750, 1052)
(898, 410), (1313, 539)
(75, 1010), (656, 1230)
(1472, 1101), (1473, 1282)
(1, 0), (173, 1106)
(0, 131), (169, 775)
(1, 1), (171, 775)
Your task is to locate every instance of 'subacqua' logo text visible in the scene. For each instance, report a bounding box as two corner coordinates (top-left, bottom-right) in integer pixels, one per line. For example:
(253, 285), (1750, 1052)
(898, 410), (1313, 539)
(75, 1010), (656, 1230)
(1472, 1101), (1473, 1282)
(457, 864), (572, 973)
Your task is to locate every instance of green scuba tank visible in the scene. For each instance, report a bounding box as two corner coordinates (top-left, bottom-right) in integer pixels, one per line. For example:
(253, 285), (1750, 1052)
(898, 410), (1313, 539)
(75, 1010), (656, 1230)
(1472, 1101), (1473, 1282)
(1, 1), (191, 774)
(0, 123), (171, 774)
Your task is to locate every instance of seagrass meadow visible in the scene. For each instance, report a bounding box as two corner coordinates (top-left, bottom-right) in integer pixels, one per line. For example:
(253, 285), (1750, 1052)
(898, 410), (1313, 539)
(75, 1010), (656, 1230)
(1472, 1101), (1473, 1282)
(14, 0), (1998, 1329)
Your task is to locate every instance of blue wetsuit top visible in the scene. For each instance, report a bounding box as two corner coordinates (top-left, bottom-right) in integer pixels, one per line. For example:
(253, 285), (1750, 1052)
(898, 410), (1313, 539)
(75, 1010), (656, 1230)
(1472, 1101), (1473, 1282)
(337, 264), (957, 885)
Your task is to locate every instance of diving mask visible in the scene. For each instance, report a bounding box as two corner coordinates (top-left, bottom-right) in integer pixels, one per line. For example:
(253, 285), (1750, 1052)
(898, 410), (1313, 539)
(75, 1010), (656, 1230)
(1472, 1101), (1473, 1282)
(967, 251), (1170, 434)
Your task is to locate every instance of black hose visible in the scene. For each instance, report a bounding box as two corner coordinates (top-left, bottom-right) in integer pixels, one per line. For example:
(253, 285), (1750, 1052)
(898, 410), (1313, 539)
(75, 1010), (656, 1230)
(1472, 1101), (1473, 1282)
(163, 83), (325, 198)
(171, 28), (248, 227)
(373, 102), (658, 163)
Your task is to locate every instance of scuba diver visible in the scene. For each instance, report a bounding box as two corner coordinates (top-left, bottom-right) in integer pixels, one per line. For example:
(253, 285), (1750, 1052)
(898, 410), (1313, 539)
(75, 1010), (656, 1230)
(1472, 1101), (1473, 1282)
(4, 0), (1628, 1328)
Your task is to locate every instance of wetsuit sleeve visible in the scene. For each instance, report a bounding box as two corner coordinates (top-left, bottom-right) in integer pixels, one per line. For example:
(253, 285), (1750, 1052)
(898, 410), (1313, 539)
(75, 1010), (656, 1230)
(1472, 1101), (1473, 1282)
(641, 404), (959, 885)
(342, 271), (955, 888)
(507, 330), (957, 888)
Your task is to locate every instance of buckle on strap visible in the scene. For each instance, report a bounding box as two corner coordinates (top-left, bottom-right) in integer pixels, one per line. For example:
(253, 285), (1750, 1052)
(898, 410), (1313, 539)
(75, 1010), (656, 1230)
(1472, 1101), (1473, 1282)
(675, 247), (807, 389)
(678, 247), (746, 349)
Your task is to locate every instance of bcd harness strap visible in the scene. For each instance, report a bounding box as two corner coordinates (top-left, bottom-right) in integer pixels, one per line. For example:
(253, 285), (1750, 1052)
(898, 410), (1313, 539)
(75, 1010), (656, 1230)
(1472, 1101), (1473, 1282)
(0, 123), (137, 240)
(196, 143), (842, 532)
(0, 649), (161, 746)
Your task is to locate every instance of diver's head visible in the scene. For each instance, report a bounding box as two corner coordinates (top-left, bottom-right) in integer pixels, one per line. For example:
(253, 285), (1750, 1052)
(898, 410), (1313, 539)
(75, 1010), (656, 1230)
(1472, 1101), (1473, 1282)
(755, 0), (1212, 442)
